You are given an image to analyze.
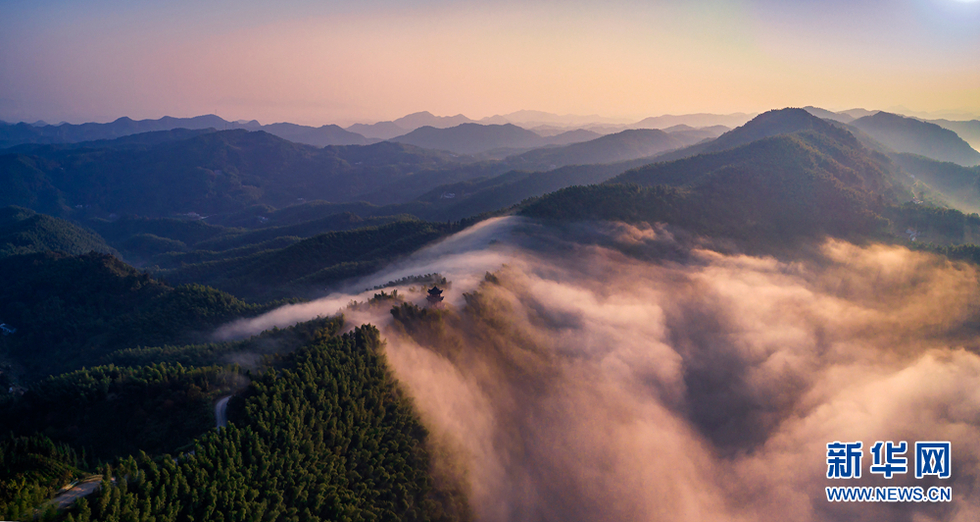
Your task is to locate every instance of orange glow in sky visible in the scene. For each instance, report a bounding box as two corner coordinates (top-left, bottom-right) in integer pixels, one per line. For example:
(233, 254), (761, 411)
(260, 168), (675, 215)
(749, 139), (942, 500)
(1, 0), (978, 125)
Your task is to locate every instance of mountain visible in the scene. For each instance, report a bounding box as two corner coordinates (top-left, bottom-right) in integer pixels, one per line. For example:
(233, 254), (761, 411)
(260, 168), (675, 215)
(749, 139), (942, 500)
(838, 108), (878, 120)
(347, 111), (481, 141)
(4, 128), (218, 154)
(400, 127), (736, 222)
(525, 125), (602, 138)
(388, 122), (609, 156)
(0, 115), (248, 148)
(1, 130), (490, 218)
(261, 122), (373, 146)
(802, 106), (855, 123)
(0, 206), (116, 258)
(0, 115), (373, 149)
(221, 200), (411, 227)
(0, 251), (262, 378)
(542, 128), (604, 145)
(652, 107), (845, 162)
(505, 129), (689, 170)
(50, 325), (463, 522)
(411, 159), (655, 222)
(928, 119), (980, 151)
(158, 220), (466, 300)
(662, 124), (729, 143)
(345, 120), (408, 140)
(705, 108), (842, 152)
(630, 112), (755, 130)
(0, 364), (239, 459)
(351, 111), (748, 143)
(851, 112), (980, 166)
(892, 153), (980, 213)
(478, 110), (626, 127)
(524, 109), (899, 242)
(390, 123), (547, 154)
(394, 111), (474, 129)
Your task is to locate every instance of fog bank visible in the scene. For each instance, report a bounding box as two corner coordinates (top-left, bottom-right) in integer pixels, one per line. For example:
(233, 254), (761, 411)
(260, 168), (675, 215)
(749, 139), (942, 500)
(221, 217), (980, 521)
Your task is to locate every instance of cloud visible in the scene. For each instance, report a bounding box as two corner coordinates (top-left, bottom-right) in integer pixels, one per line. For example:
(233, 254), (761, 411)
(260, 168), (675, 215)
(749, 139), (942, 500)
(218, 217), (980, 521)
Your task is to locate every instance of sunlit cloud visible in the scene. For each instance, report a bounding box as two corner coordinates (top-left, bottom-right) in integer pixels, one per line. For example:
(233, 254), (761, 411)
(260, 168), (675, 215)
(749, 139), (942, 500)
(219, 217), (980, 520)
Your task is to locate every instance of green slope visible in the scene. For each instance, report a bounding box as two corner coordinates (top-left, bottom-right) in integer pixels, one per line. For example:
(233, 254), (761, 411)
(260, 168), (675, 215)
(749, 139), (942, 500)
(159, 220), (465, 301)
(69, 326), (468, 522)
(0, 364), (240, 460)
(0, 206), (117, 258)
(0, 251), (262, 379)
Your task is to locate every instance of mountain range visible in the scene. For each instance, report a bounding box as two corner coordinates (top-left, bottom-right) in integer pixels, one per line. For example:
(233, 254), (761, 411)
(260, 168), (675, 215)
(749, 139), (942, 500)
(389, 123), (603, 155)
(0, 115), (372, 149)
(503, 128), (715, 171)
(8, 103), (980, 522)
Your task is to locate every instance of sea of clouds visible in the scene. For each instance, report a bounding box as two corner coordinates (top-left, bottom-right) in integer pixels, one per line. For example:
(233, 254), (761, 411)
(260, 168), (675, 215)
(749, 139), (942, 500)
(217, 216), (980, 522)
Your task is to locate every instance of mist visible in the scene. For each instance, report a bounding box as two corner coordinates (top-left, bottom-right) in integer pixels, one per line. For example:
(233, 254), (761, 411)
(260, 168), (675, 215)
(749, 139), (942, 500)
(217, 216), (980, 521)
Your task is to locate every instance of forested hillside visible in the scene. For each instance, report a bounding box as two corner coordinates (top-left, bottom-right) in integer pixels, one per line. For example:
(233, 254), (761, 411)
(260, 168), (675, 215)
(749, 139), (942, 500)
(0, 252), (262, 378)
(0, 364), (239, 459)
(64, 326), (467, 522)
(0, 130), (497, 218)
(0, 434), (85, 520)
(157, 220), (466, 301)
(524, 116), (899, 242)
(0, 207), (116, 258)
(5, 106), (980, 521)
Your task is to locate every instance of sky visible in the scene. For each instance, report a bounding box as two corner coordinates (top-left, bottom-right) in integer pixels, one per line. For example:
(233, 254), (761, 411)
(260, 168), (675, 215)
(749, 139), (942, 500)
(1, 0), (978, 126)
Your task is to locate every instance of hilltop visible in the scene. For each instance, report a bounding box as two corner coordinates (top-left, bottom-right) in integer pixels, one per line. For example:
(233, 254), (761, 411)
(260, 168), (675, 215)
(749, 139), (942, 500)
(0, 206), (117, 258)
(523, 108), (900, 242)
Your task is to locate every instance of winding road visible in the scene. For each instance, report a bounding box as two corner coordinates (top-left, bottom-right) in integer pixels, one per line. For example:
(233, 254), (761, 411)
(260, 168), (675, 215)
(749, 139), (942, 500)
(48, 477), (103, 510)
(36, 395), (233, 515)
(215, 395), (231, 428)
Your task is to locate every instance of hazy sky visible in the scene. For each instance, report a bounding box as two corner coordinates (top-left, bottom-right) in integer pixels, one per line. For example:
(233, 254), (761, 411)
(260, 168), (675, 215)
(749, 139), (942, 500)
(2, 0), (978, 125)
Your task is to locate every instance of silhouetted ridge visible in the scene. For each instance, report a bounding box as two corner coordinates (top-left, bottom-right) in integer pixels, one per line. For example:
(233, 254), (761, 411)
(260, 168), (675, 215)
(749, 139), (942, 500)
(706, 108), (837, 152)
(507, 128), (687, 169)
(851, 111), (980, 166)
(390, 123), (545, 154)
(523, 116), (899, 241)
(0, 114), (370, 149)
(651, 108), (841, 162)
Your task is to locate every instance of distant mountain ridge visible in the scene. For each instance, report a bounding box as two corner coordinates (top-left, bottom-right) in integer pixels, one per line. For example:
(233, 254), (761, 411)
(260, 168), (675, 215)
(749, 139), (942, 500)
(389, 123), (590, 155)
(613, 110), (896, 196)
(3, 110), (794, 150)
(523, 108), (901, 242)
(851, 112), (980, 166)
(346, 110), (627, 140)
(347, 111), (475, 140)
(923, 119), (980, 153)
(892, 153), (980, 213)
(631, 112), (755, 129)
(0, 115), (373, 149)
(505, 128), (692, 170)
(0, 129), (493, 218)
